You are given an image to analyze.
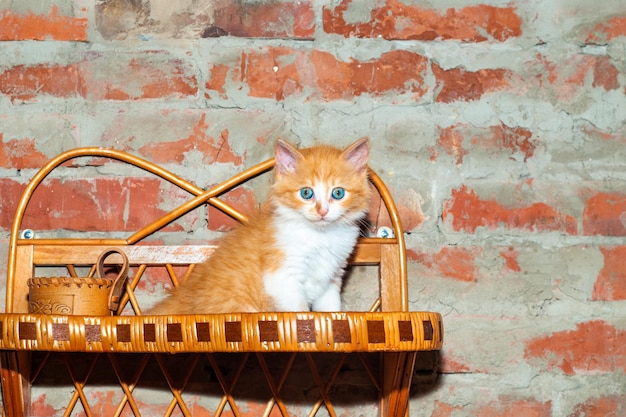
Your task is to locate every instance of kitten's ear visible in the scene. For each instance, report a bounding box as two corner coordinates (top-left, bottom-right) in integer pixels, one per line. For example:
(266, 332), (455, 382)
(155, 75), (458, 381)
(274, 139), (303, 175)
(342, 138), (369, 173)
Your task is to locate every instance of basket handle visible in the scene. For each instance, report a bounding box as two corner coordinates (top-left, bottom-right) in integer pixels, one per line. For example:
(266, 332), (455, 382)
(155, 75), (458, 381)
(96, 248), (129, 313)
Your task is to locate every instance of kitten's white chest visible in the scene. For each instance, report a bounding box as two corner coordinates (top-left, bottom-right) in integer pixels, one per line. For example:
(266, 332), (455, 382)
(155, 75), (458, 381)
(264, 218), (359, 311)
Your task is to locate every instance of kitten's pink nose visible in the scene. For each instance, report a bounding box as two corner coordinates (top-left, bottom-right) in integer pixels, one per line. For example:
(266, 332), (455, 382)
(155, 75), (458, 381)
(316, 201), (329, 217)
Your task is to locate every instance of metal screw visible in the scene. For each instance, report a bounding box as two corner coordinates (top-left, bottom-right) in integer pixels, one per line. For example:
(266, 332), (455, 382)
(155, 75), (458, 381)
(376, 226), (394, 238)
(20, 229), (35, 239)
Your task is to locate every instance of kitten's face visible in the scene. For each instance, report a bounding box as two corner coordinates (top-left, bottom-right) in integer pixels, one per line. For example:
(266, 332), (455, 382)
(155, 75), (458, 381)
(271, 139), (370, 227)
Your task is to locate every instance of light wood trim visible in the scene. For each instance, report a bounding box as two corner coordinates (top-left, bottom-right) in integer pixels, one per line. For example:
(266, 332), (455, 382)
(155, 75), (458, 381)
(381, 352), (416, 417)
(0, 352), (24, 417)
(351, 241), (381, 265)
(11, 246), (34, 314)
(25, 240), (391, 266)
(30, 245), (217, 266)
(380, 245), (407, 311)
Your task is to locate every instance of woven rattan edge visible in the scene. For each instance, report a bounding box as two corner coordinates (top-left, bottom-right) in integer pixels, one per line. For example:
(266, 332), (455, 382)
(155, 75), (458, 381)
(0, 311), (443, 354)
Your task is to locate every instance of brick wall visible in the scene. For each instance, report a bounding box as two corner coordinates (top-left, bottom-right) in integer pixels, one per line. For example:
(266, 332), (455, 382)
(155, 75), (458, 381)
(1, 1), (625, 416)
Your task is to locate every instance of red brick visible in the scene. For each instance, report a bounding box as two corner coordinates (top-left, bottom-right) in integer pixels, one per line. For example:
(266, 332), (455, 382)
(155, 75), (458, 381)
(338, 189), (419, 236)
(586, 16), (626, 44)
(581, 123), (626, 143)
(570, 55), (617, 92)
(524, 320), (626, 375)
(0, 54), (198, 103)
(209, 0), (315, 39)
(30, 394), (57, 417)
(0, 5), (87, 41)
(531, 54), (558, 89)
(583, 192), (626, 236)
(208, 187), (258, 232)
(408, 246), (481, 282)
(137, 264), (179, 292)
(431, 401), (460, 417)
(236, 401), (287, 417)
(0, 179), (25, 230)
(0, 63), (85, 102)
(0, 177), (191, 232)
(205, 64), (230, 99)
(436, 126), (466, 164)
(83, 55), (198, 101)
(530, 54), (621, 102)
(568, 395), (626, 417)
(138, 114), (244, 166)
(0, 134), (49, 169)
(225, 47), (429, 101)
(439, 353), (472, 374)
(433, 398), (551, 417)
(592, 246), (626, 301)
(34, 390), (212, 417)
(591, 56), (620, 91)
(237, 47), (305, 101)
(367, 193), (388, 233)
(96, 0), (313, 40)
(432, 64), (510, 103)
(499, 246), (522, 272)
(475, 126), (536, 162)
(310, 49), (429, 100)
(369, 186), (425, 233)
(323, 0), (522, 41)
(442, 185), (577, 234)
(0, 238), (6, 271)
(476, 398), (551, 417)
(436, 124), (536, 164)
(395, 199), (425, 232)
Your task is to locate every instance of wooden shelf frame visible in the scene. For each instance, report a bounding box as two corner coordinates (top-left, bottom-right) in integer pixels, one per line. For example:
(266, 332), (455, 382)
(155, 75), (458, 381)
(0, 148), (442, 417)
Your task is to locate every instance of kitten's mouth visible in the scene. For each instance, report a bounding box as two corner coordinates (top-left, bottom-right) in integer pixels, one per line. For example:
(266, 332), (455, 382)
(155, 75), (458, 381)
(315, 216), (339, 226)
(311, 215), (330, 224)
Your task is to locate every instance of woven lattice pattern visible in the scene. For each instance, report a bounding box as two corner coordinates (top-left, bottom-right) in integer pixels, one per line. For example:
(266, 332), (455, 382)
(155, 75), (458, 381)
(30, 351), (390, 416)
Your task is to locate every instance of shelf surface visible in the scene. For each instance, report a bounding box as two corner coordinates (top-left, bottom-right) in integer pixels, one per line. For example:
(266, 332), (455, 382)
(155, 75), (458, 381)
(0, 311), (443, 353)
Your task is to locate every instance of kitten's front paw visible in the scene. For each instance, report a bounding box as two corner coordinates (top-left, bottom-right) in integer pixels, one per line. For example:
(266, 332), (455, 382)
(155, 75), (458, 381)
(312, 289), (341, 312)
(275, 298), (310, 312)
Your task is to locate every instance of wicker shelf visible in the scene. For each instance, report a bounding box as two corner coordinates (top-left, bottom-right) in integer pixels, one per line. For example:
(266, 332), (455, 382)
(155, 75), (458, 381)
(1, 148), (443, 417)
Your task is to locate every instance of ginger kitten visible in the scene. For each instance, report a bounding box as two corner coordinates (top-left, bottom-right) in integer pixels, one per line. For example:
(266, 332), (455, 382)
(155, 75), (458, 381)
(149, 138), (370, 314)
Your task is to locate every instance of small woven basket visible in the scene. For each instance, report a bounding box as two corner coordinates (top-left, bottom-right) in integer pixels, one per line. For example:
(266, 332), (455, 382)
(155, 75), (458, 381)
(27, 248), (128, 315)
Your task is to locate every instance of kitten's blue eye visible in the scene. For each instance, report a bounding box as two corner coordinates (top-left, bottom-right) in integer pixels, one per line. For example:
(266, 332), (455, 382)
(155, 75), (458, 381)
(300, 187), (314, 200)
(331, 187), (346, 200)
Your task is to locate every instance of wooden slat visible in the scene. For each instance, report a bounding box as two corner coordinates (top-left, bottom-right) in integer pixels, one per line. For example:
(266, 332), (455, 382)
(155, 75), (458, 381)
(28, 240), (389, 267)
(31, 245), (218, 265)
(11, 246), (34, 314)
(0, 352), (25, 417)
(351, 241), (381, 265)
(380, 245), (406, 311)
